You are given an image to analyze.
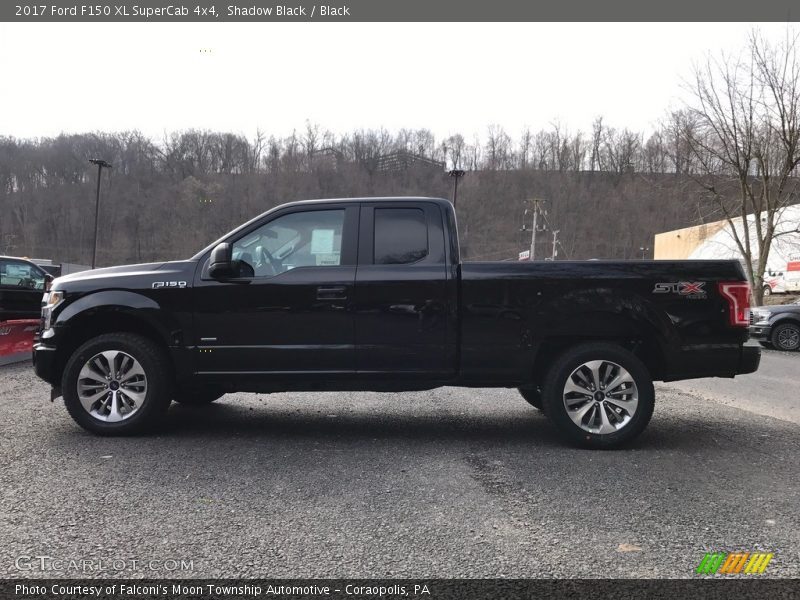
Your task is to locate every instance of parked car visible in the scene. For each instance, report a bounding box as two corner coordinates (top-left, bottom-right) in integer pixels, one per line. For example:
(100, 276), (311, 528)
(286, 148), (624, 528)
(0, 255), (51, 322)
(33, 197), (759, 447)
(750, 300), (800, 351)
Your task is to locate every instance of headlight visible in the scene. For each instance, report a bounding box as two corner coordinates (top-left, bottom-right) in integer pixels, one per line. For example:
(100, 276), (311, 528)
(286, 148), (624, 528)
(41, 291), (64, 331)
(751, 310), (770, 324)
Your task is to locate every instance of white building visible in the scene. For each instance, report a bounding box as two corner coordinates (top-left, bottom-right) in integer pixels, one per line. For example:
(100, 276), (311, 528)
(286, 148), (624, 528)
(654, 204), (800, 294)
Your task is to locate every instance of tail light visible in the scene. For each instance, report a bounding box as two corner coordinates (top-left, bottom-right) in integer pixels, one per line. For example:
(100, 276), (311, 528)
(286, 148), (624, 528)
(718, 282), (751, 327)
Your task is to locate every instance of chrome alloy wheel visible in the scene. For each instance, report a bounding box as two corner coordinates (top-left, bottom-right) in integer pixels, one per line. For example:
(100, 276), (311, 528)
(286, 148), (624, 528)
(777, 326), (800, 350)
(562, 360), (638, 434)
(77, 350), (148, 422)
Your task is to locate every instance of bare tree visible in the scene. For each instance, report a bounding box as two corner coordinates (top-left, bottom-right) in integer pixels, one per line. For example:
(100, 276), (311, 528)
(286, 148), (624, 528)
(662, 110), (698, 175)
(684, 30), (800, 303)
(444, 133), (466, 169)
(589, 117), (605, 172)
(518, 127), (532, 168)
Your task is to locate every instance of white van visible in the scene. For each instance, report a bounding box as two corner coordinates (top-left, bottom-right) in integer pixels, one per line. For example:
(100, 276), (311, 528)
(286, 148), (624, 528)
(784, 258), (800, 292)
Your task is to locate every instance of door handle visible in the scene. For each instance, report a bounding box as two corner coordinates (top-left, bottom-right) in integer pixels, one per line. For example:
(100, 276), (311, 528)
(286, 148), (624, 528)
(316, 285), (347, 300)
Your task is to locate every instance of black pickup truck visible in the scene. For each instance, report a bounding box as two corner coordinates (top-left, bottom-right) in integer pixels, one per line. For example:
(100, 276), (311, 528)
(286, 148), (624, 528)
(33, 197), (759, 447)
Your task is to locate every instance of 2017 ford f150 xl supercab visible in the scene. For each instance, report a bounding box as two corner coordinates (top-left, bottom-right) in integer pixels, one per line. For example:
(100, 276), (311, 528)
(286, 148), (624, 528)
(33, 197), (760, 448)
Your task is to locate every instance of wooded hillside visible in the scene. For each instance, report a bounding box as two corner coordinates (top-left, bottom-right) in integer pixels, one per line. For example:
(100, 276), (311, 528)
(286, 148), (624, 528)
(0, 125), (709, 265)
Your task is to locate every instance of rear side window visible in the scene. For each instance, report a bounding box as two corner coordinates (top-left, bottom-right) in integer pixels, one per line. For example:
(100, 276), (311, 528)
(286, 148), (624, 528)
(374, 208), (428, 265)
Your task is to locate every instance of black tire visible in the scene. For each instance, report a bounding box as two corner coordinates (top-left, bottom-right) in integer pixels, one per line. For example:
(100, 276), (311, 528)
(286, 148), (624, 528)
(541, 342), (655, 449)
(759, 341), (774, 349)
(173, 389), (224, 406)
(771, 322), (800, 351)
(763, 285), (772, 297)
(518, 386), (543, 410)
(62, 333), (171, 435)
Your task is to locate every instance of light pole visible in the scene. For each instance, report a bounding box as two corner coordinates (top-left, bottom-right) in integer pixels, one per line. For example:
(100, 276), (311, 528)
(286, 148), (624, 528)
(448, 169), (465, 207)
(89, 158), (112, 269)
(639, 246), (650, 259)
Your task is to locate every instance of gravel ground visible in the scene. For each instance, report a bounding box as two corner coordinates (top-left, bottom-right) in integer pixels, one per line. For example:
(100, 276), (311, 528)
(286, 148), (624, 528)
(1, 360), (799, 579)
(668, 346), (800, 424)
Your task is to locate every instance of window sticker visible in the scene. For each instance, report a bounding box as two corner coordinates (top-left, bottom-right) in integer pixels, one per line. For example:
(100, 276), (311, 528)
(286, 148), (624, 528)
(311, 229), (335, 254)
(315, 253), (341, 266)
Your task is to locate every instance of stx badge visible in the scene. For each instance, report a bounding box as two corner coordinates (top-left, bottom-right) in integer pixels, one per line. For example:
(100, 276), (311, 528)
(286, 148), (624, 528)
(653, 282), (707, 297)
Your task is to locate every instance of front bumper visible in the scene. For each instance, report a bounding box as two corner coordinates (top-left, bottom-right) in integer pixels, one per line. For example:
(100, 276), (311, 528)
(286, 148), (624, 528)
(748, 324), (772, 342)
(32, 342), (58, 386)
(738, 344), (761, 375)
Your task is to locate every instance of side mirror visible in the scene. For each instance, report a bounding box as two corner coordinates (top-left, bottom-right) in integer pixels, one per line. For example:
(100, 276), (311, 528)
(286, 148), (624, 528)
(208, 243), (233, 278)
(208, 243), (254, 280)
(44, 273), (54, 291)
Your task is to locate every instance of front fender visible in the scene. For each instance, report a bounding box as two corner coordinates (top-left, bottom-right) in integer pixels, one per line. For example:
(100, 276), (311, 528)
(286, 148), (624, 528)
(771, 313), (800, 329)
(54, 290), (179, 346)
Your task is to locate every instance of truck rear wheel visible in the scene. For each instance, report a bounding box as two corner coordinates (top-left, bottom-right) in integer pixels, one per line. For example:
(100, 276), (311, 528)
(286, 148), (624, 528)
(518, 386), (543, 410)
(62, 333), (171, 435)
(541, 342), (655, 449)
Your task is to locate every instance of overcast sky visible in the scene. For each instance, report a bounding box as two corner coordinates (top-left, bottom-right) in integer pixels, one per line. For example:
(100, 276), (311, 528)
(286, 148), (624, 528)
(0, 22), (793, 141)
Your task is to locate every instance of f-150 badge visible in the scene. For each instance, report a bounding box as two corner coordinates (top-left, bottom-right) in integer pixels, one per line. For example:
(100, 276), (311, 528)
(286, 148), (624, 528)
(152, 281), (187, 289)
(653, 282), (707, 297)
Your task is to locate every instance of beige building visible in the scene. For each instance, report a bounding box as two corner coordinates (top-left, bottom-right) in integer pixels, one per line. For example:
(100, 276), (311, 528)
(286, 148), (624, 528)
(654, 220), (728, 260)
(654, 207), (800, 293)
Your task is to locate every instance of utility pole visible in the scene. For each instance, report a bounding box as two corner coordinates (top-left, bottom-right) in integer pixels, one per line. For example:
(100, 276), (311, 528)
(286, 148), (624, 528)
(521, 199), (547, 261)
(530, 200), (539, 260)
(89, 158), (113, 269)
(551, 229), (560, 260)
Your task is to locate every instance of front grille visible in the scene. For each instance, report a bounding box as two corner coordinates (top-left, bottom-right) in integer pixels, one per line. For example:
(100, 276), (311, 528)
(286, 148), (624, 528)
(749, 311), (755, 325)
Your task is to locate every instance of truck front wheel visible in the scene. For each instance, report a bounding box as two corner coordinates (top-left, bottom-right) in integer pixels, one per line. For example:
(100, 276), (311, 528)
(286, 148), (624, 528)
(541, 342), (655, 449)
(62, 333), (171, 435)
(771, 322), (800, 351)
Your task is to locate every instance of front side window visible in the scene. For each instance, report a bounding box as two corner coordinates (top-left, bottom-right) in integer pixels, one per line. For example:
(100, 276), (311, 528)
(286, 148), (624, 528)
(374, 208), (428, 264)
(0, 259), (46, 290)
(232, 209), (345, 277)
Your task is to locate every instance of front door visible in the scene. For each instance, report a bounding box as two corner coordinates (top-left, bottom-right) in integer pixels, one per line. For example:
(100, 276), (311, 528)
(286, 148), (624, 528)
(192, 204), (359, 378)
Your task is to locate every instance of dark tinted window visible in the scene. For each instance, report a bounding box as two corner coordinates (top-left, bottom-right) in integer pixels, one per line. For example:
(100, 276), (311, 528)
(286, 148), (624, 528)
(374, 208), (428, 265)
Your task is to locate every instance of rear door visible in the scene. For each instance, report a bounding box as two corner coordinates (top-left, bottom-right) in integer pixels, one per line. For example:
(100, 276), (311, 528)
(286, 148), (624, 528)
(353, 201), (456, 378)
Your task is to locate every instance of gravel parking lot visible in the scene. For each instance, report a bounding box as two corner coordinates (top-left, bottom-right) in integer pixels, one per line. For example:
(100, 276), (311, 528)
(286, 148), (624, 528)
(1, 353), (799, 579)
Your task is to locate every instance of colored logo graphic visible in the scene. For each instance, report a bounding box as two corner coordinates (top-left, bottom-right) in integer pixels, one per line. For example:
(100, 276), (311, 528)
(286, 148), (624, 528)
(696, 552), (773, 574)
